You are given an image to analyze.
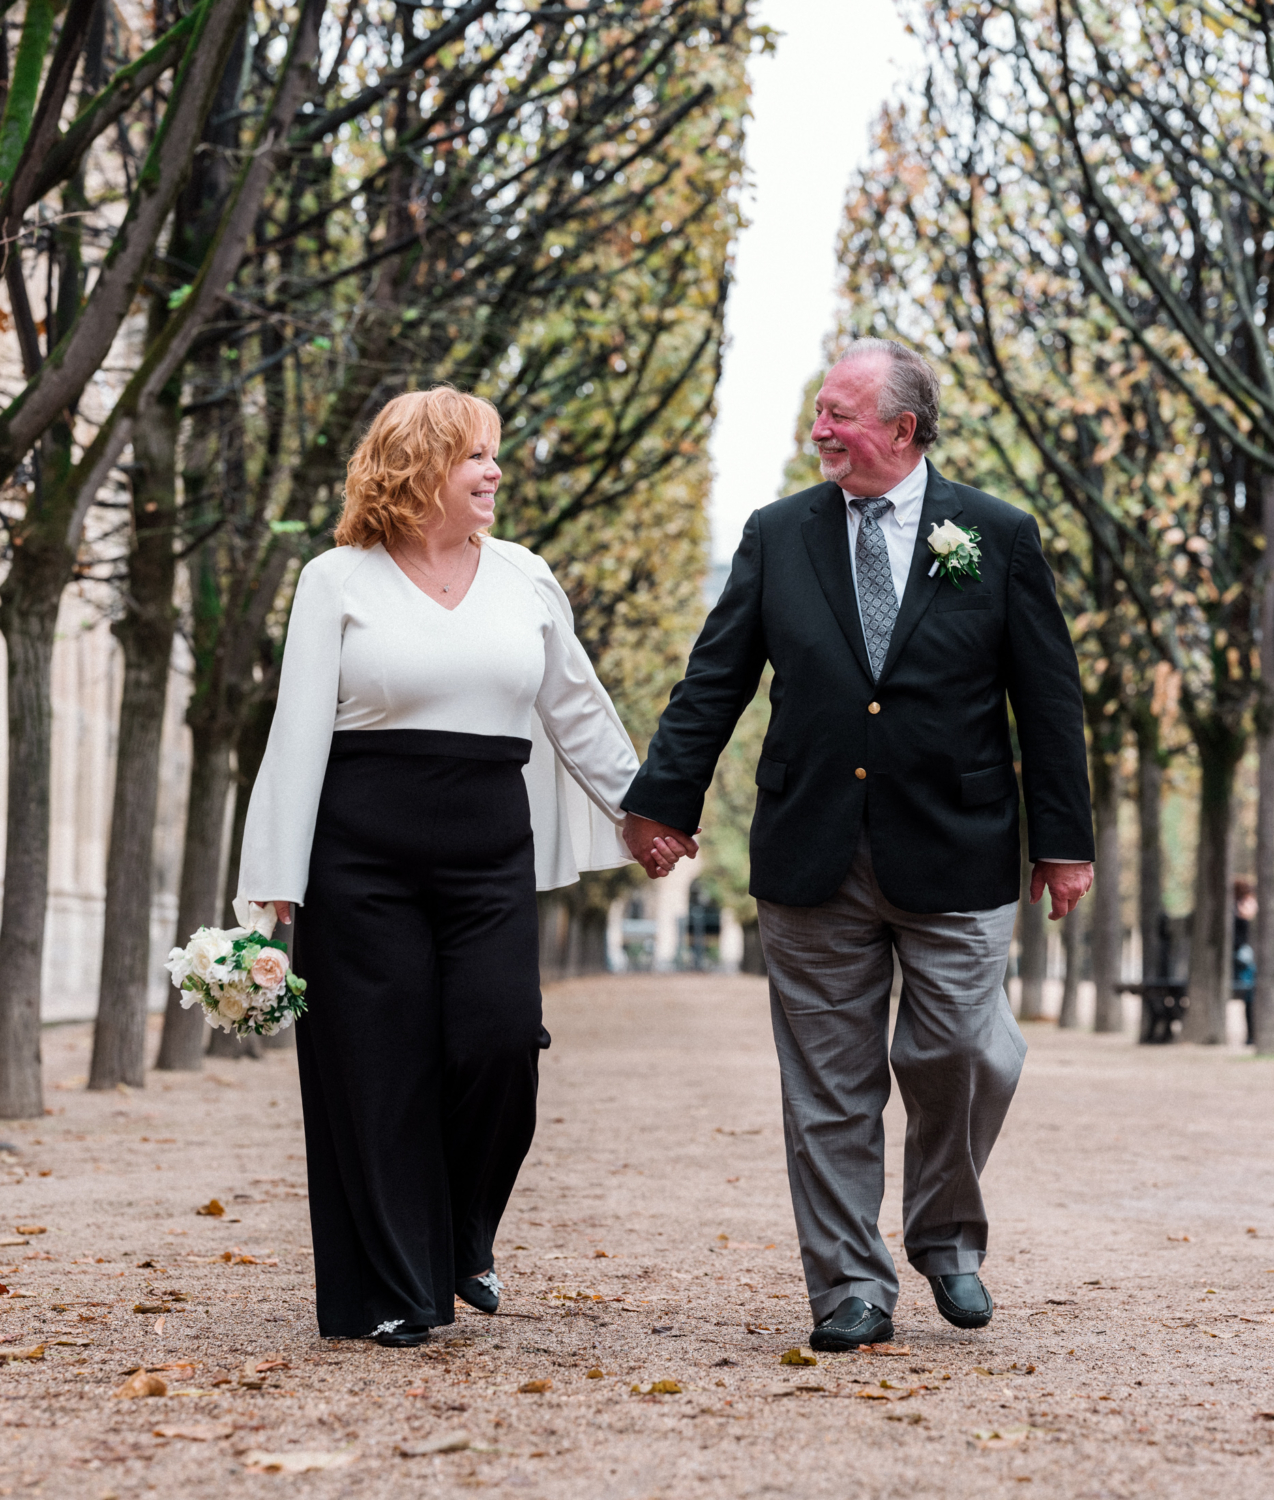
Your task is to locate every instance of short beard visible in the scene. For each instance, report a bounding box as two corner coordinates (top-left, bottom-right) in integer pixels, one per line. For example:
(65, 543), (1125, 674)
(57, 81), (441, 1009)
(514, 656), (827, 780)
(818, 448), (853, 485)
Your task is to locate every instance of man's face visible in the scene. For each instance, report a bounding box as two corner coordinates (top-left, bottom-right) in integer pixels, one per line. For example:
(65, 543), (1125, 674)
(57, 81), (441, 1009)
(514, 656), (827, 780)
(810, 358), (916, 493)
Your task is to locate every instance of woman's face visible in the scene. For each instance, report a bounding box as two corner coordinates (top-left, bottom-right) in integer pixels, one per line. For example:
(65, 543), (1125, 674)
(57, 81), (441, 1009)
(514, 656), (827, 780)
(438, 434), (501, 533)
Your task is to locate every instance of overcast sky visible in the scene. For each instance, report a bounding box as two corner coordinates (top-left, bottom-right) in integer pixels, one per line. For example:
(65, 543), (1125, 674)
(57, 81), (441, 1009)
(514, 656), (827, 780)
(708, 2), (922, 563)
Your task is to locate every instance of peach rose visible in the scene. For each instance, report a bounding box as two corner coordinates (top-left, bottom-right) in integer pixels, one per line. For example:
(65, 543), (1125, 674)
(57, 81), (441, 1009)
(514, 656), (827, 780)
(250, 947), (289, 993)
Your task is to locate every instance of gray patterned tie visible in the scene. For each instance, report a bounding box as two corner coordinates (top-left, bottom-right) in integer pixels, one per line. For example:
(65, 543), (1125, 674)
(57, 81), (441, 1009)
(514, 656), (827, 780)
(850, 497), (898, 681)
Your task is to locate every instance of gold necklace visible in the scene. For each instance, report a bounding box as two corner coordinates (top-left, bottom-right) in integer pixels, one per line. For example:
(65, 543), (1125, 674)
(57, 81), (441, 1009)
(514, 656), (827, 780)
(398, 540), (474, 595)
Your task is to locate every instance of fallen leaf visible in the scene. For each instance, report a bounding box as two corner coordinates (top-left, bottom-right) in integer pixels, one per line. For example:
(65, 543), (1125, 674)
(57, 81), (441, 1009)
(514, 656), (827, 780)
(855, 1388), (892, 1400)
(631, 1380), (681, 1395)
(1254, 1412), (1274, 1421)
(864, 1343), (912, 1355)
(254, 1359), (290, 1373)
(195, 1200), (225, 1218)
(114, 1370), (166, 1398)
(780, 1347), (817, 1366)
(133, 1303), (169, 1315)
(972, 1366), (996, 1376)
(0, 1344), (42, 1363)
(1167, 1234), (1190, 1242)
(586, 1367), (604, 1379)
(51, 1338), (92, 1347)
(519, 1378), (552, 1394)
(13, 1226), (44, 1236)
(973, 1425), (1034, 1450)
(154, 1316), (166, 1335)
(396, 1432), (471, 1456)
(593, 1249), (609, 1258)
(763, 1384), (796, 1397)
(0, 1238), (28, 1248)
(153, 1423), (233, 1442)
(242, 1450), (353, 1474)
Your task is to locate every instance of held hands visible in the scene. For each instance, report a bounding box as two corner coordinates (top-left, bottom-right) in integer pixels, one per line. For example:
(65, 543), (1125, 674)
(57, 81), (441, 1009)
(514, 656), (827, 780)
(1029, 860), (1093, 921)
(622, 813), (700, 880)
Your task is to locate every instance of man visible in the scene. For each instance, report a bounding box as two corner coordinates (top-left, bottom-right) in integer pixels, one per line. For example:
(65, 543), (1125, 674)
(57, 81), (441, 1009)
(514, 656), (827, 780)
(623, 340), (1093, 1350)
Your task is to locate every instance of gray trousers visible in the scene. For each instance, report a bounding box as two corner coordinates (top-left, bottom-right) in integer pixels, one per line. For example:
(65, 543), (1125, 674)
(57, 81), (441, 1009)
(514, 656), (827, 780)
(757, 843), (1025, 1321)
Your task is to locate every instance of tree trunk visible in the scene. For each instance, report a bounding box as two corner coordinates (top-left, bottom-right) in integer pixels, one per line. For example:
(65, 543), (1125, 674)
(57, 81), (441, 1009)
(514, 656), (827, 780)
(1058, 900), (1085, 1029)
(1016, 817), (1047, 1020)
(154, 727), (233, 1071)
(0, 419), (80, 1118)
(1090, 752), (1124, 1033)
(0, 573), (60, 1117)
(1135, 711), (1164, 980)
(1253, 477), (1274, 1053)
(88, 397), (178, 1090)
(1183, 721), (1244, 1044)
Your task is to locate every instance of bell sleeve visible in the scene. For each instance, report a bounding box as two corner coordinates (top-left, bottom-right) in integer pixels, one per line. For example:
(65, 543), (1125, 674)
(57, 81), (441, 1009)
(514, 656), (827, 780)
(236, 560), (343, 905)
(523, 556), (638, 886)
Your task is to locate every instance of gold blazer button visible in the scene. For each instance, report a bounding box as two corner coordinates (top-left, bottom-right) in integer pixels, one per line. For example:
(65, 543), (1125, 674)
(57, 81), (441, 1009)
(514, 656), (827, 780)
(868, 701), (881, 714)
(855, 767), (867, 780)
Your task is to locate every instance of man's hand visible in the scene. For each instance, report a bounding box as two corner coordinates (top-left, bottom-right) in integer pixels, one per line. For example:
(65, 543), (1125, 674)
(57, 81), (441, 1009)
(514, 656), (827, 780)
(1029, 861), (1093, 921)
(622, 813), (699, 880)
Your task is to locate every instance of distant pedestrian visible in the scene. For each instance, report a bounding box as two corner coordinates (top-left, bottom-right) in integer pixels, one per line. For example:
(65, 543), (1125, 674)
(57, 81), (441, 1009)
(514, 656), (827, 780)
(1234, 878), (1258, 1046)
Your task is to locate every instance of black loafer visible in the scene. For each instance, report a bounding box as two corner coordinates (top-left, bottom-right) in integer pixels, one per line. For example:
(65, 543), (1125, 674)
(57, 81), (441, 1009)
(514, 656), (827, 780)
(456, 1268), (503, 1315)
(809, 1295), (894, 1351)
(373, 1322), (431, 1347)
(928, 1273), (993, 1329)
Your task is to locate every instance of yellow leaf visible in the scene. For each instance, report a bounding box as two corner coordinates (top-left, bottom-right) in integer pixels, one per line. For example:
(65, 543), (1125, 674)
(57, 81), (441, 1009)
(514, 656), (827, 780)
(780, 1348), (817, 1366)
(195, 1199), (225, 1218)
(114, 1370), (166, 1398)
(13, 1226), (45, 1236)
(519, 1378), (552, 1394)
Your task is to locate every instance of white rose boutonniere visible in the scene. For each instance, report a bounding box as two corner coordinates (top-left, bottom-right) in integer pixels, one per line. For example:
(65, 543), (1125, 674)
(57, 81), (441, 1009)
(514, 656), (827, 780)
(927, 520), (982, 589)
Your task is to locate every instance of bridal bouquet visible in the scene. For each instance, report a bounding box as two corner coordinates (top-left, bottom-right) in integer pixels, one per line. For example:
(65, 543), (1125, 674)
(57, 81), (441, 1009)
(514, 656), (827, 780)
(164, 899), (307, 1037)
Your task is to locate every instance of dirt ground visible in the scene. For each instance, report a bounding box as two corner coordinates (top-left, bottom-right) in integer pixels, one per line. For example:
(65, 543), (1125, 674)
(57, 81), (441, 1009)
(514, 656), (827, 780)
(1, 973), (1272, 1499)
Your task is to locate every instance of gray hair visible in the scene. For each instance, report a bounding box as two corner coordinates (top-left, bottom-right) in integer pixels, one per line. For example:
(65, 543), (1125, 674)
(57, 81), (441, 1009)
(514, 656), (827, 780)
(836, 338), (940, 451)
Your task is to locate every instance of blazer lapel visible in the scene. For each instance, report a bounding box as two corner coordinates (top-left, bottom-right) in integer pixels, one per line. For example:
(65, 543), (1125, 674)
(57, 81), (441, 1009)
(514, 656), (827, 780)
(878, 463), (963, 683)
(800, 483), (874, 684)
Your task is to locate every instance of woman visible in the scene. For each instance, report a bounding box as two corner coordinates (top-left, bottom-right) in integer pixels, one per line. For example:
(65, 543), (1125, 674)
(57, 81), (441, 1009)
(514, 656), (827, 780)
(238, 387), (657, 1345)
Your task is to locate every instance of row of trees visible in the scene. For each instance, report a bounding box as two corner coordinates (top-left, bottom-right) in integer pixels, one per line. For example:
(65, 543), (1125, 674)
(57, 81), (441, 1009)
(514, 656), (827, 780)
(0, 0), (761, 1116)
(770, 0), (1274, 1047)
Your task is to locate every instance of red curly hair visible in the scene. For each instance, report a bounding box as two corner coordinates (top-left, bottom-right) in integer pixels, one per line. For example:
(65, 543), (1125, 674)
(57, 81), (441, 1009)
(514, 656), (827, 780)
(334, 387), (501, 551)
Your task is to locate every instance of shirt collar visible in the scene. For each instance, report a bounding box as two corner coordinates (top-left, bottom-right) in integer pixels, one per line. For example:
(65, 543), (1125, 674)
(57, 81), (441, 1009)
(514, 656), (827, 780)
(841, 456), (929, 522)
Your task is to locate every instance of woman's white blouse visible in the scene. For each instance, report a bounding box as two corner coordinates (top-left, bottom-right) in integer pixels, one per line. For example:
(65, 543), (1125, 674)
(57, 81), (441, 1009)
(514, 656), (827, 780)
(237, 538), (638, 901)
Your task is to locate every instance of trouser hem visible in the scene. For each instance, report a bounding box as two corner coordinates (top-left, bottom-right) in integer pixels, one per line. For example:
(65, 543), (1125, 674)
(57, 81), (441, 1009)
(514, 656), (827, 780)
(907, 1248), (986, 1278)
(810, 1278), (897, 1322)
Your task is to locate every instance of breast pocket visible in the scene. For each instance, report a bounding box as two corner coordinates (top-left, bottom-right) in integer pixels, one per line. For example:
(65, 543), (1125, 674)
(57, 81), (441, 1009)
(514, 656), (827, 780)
(935, 592), (993, 614)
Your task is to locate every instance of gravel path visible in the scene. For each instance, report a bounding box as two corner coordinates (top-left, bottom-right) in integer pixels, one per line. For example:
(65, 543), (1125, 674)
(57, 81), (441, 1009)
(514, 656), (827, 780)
(3, 972), (1273, 1498)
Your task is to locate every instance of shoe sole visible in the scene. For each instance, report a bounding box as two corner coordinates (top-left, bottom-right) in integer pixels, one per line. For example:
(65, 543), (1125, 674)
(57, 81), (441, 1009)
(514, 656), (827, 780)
(809, 1320), (894, 1352)
(932, 1295), (992, 1330)
(374, 1332), (431, 1347)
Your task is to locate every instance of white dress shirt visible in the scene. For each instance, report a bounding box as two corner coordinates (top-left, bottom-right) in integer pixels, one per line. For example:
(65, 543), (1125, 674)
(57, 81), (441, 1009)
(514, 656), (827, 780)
(841, 456), (1085, 866)
(841, 454), (929, 605)
(237, 538), (638, 903)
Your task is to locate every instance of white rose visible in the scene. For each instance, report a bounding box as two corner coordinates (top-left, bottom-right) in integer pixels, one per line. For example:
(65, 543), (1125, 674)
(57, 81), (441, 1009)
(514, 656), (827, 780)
(216, 983), (251, 1023)
(186, 928), (235, 983)
(928, 519), (970, 556)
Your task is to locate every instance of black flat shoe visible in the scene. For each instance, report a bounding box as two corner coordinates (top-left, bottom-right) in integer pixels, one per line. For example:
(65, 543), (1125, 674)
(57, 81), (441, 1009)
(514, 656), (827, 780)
(373, 1321), (431, 1347)
(809, 1295), (894, 1352)
(928, 1273), (993, 1329)
(456, 1268), (503, 1314)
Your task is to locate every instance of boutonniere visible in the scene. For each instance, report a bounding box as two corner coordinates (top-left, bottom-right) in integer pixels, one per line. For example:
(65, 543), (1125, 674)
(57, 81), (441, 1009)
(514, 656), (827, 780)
(926, 520), (982, 589)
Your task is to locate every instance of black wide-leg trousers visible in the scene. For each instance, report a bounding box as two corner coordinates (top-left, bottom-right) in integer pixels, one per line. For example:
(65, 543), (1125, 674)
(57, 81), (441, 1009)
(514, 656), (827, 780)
(293, 729), (544, 1338)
